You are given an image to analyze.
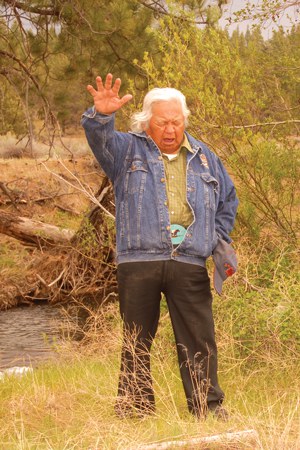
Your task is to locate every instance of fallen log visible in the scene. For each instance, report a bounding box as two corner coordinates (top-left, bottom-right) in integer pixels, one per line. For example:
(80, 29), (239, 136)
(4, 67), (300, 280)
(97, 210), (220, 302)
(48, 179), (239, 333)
(0, 210), (74, 247)
(0, 177), (117, 307)
(131, 429), (259, 450)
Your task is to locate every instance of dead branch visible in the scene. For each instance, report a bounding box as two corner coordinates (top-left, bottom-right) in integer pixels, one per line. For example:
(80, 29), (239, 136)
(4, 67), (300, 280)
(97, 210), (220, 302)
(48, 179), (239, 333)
(0, 50), (41, 92)
(0, 181), (20, 212)
(41, 160), (115, 219)
(131, 429), (259, 450)
(1, 176), (117, 308)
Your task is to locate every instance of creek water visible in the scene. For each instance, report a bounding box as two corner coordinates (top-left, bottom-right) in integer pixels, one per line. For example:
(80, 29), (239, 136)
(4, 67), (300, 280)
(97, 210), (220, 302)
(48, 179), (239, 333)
(0, 304), (64, 370)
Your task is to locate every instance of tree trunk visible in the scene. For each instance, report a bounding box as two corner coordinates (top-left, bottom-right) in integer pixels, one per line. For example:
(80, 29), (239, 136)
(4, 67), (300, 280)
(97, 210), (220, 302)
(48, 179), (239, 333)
(0, 210), (74, 247)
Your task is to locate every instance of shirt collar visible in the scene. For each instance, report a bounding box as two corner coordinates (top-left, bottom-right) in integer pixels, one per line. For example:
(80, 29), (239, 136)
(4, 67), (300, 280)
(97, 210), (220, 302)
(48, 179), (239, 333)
(181, 133), (193, 153)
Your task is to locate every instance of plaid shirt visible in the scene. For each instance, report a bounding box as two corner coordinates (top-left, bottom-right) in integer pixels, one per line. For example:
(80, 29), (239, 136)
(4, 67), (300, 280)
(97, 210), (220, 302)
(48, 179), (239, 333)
(162, 134), (194, 228)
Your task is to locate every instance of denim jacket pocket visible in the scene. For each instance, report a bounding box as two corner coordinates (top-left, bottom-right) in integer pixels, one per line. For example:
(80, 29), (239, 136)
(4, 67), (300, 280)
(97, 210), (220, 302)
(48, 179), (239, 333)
(186, 172), (219, 256)
(125, 159), (148, 194)
(121, 159), (149, 250)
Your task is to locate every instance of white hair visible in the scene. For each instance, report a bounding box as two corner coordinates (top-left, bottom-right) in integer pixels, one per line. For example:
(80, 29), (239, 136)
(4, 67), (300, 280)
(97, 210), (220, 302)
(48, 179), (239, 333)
(130, 87), (190, 133)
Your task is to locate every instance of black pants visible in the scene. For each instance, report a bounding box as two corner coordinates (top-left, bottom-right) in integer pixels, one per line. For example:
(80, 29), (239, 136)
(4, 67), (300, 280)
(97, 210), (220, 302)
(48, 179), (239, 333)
(116, 260), (224, 416)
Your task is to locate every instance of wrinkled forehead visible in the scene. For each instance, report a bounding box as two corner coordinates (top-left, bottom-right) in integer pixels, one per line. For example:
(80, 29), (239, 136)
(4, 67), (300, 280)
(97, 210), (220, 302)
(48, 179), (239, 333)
(150, 99), (184, 120)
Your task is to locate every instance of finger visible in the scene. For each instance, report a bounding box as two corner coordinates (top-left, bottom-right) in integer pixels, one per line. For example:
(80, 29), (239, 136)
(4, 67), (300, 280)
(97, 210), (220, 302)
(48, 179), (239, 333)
(120, 94), (133, 106)
(112, 78), (121, 94)
(86, 84), (97, 96)
(104, 73), (113, 90)
(95, 76), (104, 91)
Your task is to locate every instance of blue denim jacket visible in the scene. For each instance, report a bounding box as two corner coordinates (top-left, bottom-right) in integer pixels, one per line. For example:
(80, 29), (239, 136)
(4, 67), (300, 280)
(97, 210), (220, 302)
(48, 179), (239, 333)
(81, 108), (238, 267)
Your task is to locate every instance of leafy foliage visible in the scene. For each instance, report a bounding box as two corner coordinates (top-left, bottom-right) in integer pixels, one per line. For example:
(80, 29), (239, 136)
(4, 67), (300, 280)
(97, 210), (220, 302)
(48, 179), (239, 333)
(232, 0), (300, 27)
(130, 19), (299, 243)
(214, 239), (300, 361)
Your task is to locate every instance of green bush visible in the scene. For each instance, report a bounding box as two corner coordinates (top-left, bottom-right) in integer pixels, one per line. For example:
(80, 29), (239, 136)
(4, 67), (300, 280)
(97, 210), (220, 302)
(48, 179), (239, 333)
(214, 240), (300, 362)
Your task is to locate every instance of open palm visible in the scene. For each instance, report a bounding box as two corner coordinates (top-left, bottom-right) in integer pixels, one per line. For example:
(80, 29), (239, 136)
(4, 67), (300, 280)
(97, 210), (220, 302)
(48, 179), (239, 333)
(87, 73), (132, 115)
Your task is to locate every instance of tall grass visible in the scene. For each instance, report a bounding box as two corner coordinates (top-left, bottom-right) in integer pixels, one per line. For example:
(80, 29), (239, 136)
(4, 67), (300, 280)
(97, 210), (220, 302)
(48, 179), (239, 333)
(0, 234), (299, 449)
(0, 282), (299, 449)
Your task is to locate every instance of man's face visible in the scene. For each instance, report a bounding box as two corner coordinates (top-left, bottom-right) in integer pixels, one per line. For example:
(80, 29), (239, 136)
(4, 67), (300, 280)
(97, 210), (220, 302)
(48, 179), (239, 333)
(144, 100), (185, 154)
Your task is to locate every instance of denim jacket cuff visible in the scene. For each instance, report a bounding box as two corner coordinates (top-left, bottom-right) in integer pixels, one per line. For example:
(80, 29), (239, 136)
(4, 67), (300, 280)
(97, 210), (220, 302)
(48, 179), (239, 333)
(81, 106), (114, 123)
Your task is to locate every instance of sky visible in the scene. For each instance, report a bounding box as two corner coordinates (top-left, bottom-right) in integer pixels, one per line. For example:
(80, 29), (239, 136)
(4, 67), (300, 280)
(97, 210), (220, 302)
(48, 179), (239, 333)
(218, 0), (299, 39)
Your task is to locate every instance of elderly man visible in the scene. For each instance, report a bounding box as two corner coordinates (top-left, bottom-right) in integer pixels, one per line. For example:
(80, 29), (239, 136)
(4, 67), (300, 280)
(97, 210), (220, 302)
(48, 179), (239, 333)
(81, 73), (238, 420)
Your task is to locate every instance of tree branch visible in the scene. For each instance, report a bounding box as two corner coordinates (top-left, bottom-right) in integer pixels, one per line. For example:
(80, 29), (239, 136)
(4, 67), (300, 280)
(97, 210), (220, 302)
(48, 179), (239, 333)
(137, 0), (208, 24)
(0, 50), (40, 90)
(3, 0), (60, 17)
(210, 119), (300, 129)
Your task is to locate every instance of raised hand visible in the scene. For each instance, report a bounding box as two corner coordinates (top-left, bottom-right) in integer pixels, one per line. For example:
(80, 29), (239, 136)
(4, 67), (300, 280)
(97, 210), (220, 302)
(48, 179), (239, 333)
(86, 73), (133, 115)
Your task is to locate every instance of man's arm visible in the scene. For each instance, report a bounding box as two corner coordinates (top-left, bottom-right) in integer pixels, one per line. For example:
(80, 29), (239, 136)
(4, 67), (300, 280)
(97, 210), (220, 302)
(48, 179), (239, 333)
(81, 74), (133, 180)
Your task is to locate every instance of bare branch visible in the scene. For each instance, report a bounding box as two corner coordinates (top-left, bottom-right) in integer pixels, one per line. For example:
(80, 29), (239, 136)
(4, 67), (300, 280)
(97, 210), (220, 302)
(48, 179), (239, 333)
(0, 181), (20, 212)
(209, 119), (300, 129)
(232, 0), (300, 25)
(137, 0), (169, 15)
(129, 429), (259, 450)
(137, 0), (208, 24)
(2, 0), (60, 17)
(41, 160), (116, 220)
(0, 50), (40, 90)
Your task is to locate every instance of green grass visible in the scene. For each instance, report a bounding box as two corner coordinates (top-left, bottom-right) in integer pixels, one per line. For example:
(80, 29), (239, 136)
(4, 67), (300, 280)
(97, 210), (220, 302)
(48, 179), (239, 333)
(42, 209), (83, 232)
(0, 302), (299, 450)
(0, 242), (29, 270)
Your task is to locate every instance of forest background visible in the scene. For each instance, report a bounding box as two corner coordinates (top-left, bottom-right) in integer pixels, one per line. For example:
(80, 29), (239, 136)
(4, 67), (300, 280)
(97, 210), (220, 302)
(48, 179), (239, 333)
(0, 1), (299, 449)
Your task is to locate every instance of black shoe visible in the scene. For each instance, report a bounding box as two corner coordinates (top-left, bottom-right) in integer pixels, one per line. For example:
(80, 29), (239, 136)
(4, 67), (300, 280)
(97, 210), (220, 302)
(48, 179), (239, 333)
(208, 404), (229, 421)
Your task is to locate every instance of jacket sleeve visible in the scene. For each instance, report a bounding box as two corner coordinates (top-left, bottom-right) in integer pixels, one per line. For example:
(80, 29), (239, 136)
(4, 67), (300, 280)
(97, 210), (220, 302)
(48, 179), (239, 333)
(81, 107), (130, 181)
(215, 157), (238, 243)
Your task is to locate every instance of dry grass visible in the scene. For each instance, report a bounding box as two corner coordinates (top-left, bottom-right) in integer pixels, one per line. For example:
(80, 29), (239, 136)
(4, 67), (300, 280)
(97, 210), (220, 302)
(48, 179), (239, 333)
(0, 132), (90, 159)
(0, 302), (299, 449)
(0, 158), (101, 218)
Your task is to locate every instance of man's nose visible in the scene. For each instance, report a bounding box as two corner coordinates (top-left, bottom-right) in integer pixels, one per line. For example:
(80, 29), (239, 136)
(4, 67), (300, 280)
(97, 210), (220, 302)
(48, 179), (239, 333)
(165, 123), (175, 133)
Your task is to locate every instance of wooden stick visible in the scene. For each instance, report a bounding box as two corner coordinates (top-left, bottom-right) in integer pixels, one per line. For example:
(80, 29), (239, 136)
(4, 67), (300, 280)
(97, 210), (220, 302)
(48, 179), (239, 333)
(131, 429), (259, 450)
(0, 181), (20, 211)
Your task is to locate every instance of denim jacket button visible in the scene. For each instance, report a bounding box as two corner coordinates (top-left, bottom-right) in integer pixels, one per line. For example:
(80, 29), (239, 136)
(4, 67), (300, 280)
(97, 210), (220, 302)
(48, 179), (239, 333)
(166, 225), (170, 230)
(161, 178), (166, 183)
